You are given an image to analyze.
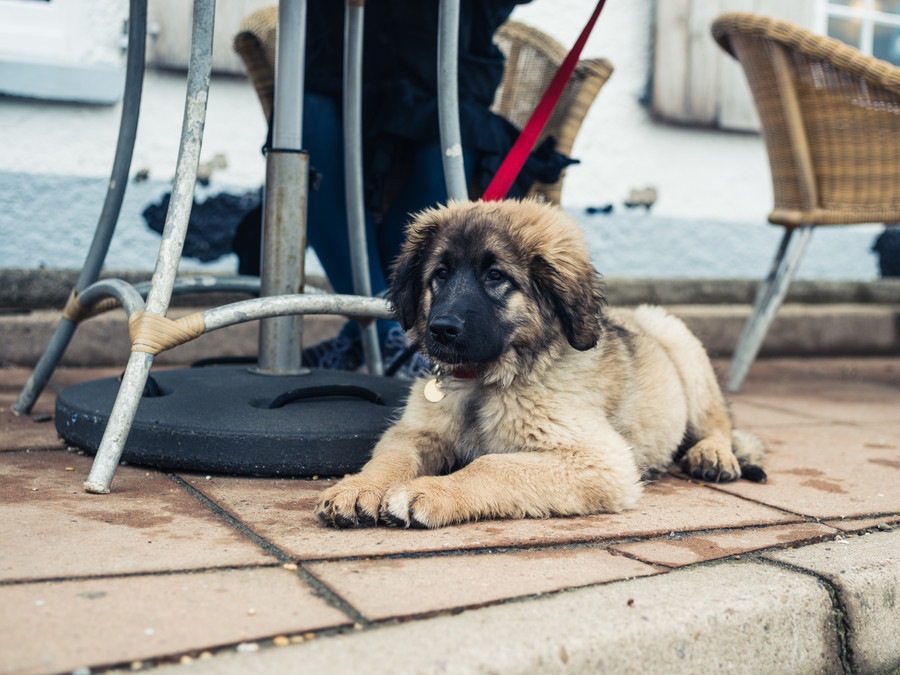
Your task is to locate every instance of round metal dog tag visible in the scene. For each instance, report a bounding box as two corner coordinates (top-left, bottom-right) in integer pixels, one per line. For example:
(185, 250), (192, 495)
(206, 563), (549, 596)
(424, 378), (445, 403)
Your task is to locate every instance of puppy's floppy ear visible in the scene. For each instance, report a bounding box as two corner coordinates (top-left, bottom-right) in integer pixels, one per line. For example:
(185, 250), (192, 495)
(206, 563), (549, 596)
(387, 217), (440, 331)
(531, 254), (605, 351)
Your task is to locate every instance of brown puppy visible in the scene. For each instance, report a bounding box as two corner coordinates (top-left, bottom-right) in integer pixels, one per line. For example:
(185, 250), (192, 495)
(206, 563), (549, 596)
(315, 199), (764, 529)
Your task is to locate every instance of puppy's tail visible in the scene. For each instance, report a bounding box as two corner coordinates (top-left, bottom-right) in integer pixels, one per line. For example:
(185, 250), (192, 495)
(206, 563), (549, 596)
(732, 429), (767, 482)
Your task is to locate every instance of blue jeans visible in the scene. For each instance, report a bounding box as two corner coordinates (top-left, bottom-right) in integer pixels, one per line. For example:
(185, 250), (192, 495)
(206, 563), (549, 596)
(302, 92), (472, 343)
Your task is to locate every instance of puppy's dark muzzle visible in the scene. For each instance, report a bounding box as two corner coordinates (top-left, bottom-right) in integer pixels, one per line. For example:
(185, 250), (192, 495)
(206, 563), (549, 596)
(429, 314), (464, 345)
(424, 269), (507, 364)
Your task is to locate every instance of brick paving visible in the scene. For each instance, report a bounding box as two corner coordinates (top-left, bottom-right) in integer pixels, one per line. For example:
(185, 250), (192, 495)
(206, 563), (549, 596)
(1, 358), (898, 674)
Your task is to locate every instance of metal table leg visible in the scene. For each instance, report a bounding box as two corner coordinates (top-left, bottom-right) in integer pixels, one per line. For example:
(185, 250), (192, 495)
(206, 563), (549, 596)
(84, 0), (216, 493)
(257, 0), (308, 374)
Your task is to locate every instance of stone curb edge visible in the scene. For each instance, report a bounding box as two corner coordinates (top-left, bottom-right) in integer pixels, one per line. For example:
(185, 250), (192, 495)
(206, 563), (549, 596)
(3, 270), (900, 310)
(144, 530), (899, 675)
(2, 304), (897, 367)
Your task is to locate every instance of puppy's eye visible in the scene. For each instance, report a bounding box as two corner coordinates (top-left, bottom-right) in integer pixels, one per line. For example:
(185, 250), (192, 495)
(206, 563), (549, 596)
(434, 267), (449, 281)
(485, 268), (505, 283)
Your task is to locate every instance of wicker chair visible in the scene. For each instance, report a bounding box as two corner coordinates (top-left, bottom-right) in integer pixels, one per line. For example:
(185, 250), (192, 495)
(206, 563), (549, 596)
(233, 9), (613, 205)
(712, 12), (900, 392)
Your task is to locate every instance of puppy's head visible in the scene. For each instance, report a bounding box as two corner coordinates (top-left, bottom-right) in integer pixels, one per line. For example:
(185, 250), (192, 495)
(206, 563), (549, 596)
(388, 199), (605, 378)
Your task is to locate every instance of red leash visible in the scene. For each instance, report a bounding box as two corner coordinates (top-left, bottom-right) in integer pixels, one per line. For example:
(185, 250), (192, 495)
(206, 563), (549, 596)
(482, 0), (608, 202)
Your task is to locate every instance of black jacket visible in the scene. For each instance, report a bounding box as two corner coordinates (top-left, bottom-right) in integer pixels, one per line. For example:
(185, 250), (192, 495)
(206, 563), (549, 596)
(299, 0), (572, 209)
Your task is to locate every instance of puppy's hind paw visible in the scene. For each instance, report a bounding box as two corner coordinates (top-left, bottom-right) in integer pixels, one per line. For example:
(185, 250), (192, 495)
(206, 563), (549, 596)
(680, 437), (742, 483)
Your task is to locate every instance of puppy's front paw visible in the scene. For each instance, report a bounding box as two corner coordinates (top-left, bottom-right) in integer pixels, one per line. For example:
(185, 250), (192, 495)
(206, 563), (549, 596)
(380, 478), (461, 529)
(315, 479), (386, 528)
(680, 437), (741, 483)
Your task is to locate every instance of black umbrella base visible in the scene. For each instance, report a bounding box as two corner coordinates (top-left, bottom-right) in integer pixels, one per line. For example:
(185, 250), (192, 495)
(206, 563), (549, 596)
(55, 366), (412, 477)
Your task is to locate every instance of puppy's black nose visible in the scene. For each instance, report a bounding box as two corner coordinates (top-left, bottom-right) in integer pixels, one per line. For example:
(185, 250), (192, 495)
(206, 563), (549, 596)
(429, 315), (463, 344)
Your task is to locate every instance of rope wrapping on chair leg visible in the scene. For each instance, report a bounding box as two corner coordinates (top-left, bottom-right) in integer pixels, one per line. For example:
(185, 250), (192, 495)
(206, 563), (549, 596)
(62, 290), (122, 324)
(128, 311), (205, 354)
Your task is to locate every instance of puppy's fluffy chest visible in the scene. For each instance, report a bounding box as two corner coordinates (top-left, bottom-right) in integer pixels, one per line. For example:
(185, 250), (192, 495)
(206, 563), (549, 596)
(422, 372), (594, 463)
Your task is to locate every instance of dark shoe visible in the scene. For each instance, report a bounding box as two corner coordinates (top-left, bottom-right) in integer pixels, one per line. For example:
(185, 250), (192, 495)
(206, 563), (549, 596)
(301, 334), (364, 371)
(382, 325), (433, 380)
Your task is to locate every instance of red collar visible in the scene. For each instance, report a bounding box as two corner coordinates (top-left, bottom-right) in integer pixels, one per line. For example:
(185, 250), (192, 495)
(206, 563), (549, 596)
(448, 366), (477, 380)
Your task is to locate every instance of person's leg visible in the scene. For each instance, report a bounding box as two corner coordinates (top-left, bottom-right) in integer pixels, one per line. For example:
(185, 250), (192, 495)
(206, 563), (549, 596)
(376, 139), (474, 279)
(302, 92), (388, 297)
(302, 93), (432, 371)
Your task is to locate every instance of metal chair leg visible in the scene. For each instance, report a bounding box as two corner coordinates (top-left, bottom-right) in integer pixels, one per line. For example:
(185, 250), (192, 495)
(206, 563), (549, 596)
(13, 0), (147, 416)
(344, 0), (382, 375)
(727, 225), (813, 392)
(438, 0), (467, 201)
(14, 320), (79, 416)
(84, 0), (216, 493)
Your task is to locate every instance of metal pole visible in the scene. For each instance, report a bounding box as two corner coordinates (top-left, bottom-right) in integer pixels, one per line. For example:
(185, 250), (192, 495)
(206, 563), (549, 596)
(437, 0), (467, 201)
(203, 294), (394, 333)
(13, 0), (147, 415)
(77, 280), (147, 318)
(258, 0), (308, 374)
(75, 0), (148, 293)
(134, 274), (262, 298)
(343, 0), (383, 375)
(727, 226), (814, 392)
(85, 0), (216, 493)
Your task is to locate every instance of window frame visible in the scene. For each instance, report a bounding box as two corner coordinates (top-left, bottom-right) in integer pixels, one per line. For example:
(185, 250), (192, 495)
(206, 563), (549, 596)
(817, 0), (900, 64)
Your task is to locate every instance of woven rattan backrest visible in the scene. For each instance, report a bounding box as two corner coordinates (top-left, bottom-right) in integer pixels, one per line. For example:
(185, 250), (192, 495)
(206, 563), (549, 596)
(234, 6), (278, 124)
(713, 12), (900, 227)
(493, 21), (613, 202)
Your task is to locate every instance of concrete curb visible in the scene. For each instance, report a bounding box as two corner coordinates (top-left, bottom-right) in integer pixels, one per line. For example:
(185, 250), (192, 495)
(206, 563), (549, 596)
(765, 530), (900, 673)
(670, 303), (900, 358)
(2, 304), (897, 367)
(2, 270), (897, 365)
(144, 530), (900, 674)
(3, 269), (900, 309)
